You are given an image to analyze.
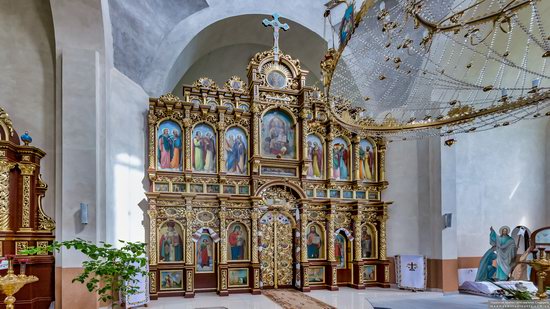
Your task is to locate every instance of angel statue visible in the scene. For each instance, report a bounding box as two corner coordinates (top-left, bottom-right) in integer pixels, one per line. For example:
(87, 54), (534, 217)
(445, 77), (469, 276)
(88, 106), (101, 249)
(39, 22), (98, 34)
(476, 226), (516, 281)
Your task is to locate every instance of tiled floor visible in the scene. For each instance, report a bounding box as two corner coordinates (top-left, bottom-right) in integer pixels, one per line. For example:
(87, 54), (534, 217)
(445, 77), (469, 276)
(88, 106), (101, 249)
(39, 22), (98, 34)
(145, 287), (489, 309)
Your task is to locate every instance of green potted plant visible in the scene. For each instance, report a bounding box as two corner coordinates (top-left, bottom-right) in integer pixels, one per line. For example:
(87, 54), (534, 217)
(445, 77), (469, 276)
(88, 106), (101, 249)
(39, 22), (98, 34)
(21, 238), (148, 308)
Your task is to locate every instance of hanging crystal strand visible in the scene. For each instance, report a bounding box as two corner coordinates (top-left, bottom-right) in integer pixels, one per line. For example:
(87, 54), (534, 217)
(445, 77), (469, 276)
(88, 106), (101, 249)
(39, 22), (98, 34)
(494, 13), (515, 99)
(530, 1), (549, 51)
(513, 4), (535, 98)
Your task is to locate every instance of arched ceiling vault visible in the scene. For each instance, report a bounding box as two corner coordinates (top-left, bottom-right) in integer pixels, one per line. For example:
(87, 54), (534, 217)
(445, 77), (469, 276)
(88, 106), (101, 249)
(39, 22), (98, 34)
(108, 0), (328, 97)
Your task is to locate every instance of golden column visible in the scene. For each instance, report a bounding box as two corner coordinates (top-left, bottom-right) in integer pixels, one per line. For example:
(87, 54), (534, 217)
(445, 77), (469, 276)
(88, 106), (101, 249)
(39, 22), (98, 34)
(18, 163), (35, 231)
(219, 209), (228, 264)
(352, 136), (360, 181)
(250, 103), (261, 173)
(353, 215), (362, 262)
(251, 208), (259, 264)
(217, 116), (226, 173)
(378, 141), (387, 182)
(251, 203), (261, 292)
(183, 108), (192, 172)
(147, 110), (156, 170)
(327, 208), (336, 262)
(300, 208), (309, 263)
(147, 198), (158, 265)
(300, 109), (310, 176)
(378, 209), (388, 260)
(327, 133), (334, 180)
(300, 204), (309, 290)
(0, 161), (15, 231)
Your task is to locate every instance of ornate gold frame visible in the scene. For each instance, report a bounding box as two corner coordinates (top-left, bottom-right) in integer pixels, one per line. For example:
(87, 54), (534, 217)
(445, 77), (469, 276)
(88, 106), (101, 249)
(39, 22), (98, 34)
(191, 121), (219, 174)
(363, 265), (377, 282)
(259, 107), (300, 160)
(157, 219), (186, 264)
(228, 268), (249, 288)
(155, 117), (185, 172)
(195, 233), (216, 274)
(224, 124), (250, 176)
(226, 221), (251, 263)
(305, 133), (326, 180)
(361, 222), (378, 260)
(159, 269), (184, 291)
(305, 222), (326, 260)
(307, 266), (325, 285)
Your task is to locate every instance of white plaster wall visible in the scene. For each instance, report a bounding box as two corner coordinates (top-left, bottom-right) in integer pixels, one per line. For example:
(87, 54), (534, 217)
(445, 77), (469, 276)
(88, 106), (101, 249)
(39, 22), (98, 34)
(384, 140), (422, 256)
(454, 118), (549, 257)
(59, 48), (100, 266)
(385, 137), (444, 259)
(143, 0), (329, 96)
(106, 68), (149, 245)
(0, 0), (55, 216)
(547, 120), (550, 225)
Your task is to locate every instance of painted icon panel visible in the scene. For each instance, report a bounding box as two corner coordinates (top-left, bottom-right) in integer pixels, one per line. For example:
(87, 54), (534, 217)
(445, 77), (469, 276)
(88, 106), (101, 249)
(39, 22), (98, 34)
(196, 233), (214, 273)
(261, 109), (295, 159)
(363, 265), (376, 282)
(308, 266), (325, 284)
(228, 268), (249, 287)
(306, 223), (325, 259)
(227, 222), (249, 261)
(157, 120), (183, 171)
(332, 137), (350, 180)
(361, 224), (377, 259)
(225, 126), (248, 175)
(306, 134), (324, 179)
(159, 270), (183, 290)
(158, 221), (184, 263)
(335, 233), (347, 269)
(359, 139), (375, 181)
(192, 123), (217, 173)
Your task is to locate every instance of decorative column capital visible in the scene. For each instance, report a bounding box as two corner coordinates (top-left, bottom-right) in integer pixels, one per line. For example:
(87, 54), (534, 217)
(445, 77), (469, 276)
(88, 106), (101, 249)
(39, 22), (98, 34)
(18, 163), (35, 176)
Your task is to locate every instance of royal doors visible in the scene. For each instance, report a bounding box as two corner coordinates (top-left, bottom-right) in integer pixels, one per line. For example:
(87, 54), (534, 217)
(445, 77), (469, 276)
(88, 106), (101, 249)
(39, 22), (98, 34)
(259, 211), (294, 288)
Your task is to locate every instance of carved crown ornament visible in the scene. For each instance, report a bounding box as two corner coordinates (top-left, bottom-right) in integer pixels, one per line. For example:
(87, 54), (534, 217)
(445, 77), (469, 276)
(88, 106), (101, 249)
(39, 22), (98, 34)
(0, 107), (14, 137)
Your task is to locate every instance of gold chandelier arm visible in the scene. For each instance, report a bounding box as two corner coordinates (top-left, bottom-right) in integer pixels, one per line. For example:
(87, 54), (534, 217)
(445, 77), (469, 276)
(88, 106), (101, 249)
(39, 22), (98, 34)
(412, 0), (532, 33)
(327, 90), (550, 132)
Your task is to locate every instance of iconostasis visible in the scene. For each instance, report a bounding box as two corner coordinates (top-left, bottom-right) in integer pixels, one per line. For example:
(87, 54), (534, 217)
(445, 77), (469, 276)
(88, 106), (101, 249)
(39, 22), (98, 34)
(146, 50), (392, 299)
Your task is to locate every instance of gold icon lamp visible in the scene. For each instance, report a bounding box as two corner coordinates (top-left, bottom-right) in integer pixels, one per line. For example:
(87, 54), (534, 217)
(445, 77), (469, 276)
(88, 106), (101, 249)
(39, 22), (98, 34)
(0, 255), (39, 309)
(521, 248), (550, 299)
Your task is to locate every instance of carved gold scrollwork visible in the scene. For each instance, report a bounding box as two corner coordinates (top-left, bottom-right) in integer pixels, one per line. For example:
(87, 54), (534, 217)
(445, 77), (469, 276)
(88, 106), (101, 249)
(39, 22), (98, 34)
(378, 213), (388, 260)
(327, 212), (336, 262)
(19, 164), (35, 229)
(0, 107), (14, 137)
(221, 269), (227, 290)
(37, 196), (55, 231)
(353, 215), (362, 262)
(150, 272), (157, 294)
(219, 211), (228, 264)
(300, 211), (308, 262)
(185, 211), (194, 265)
(259, 211), (293, 288)
(254, 268), (260, 288)
(148, 209), (158, 265)
(0, 161), (15, 231)
(186, 269), (193, 292)
(251, 211), (259, 264)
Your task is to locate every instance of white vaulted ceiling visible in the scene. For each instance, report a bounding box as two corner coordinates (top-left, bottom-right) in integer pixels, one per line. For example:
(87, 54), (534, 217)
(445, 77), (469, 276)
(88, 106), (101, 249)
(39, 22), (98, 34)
(108, 0), (329, 97)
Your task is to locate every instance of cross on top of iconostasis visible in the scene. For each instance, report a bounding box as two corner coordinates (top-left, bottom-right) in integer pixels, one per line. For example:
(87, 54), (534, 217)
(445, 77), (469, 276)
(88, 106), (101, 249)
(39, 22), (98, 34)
(262, 13), (289, 63)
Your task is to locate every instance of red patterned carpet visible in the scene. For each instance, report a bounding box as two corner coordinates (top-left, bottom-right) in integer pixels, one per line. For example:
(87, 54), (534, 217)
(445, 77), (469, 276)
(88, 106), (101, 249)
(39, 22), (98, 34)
(262, 289), (336, 309)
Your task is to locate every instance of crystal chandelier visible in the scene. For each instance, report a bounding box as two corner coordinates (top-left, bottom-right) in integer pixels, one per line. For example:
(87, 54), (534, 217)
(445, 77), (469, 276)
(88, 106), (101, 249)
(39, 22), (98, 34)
(322, 0), (550, 141)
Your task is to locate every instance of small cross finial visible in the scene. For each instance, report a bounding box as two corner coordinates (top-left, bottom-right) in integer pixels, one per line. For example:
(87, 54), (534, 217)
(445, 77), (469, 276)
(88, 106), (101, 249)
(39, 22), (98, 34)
(262, 13), (289, 63)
